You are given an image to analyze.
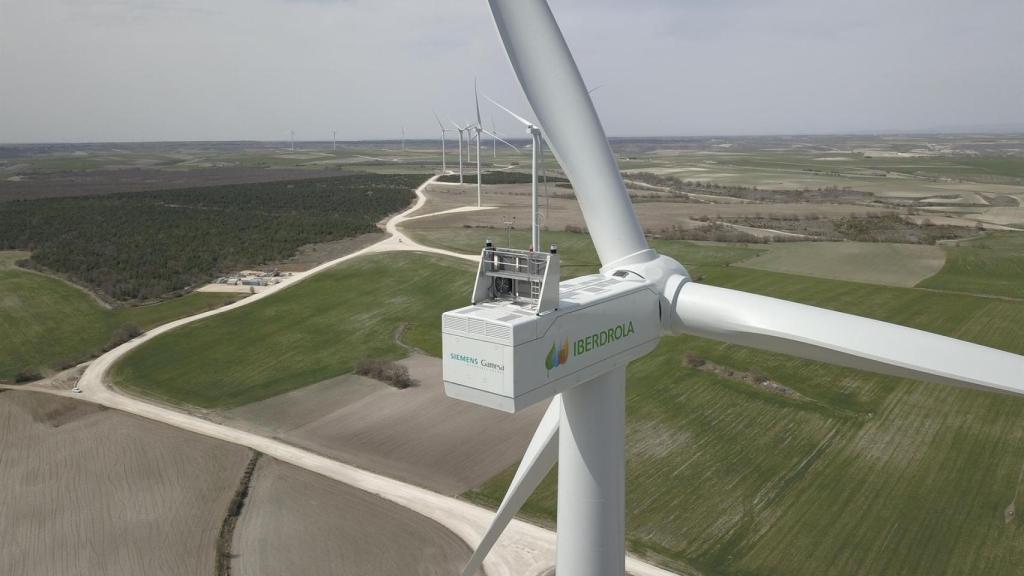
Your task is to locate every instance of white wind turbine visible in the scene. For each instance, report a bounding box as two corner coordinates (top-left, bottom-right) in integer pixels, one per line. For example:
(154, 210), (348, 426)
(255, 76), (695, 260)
(471, 81), (520, 207)
(433, 111), (453, 174)
(484, 92), (543, 251)
(449, 119), (468, 184)
(441, 2), (1024, 576)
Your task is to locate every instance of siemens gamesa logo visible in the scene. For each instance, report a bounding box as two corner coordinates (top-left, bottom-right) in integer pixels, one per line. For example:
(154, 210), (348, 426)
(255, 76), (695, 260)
(450, 352), (504, 372)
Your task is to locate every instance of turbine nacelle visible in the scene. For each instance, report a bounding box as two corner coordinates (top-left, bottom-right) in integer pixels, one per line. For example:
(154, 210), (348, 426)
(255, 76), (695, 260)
(443, 245), (664, 413)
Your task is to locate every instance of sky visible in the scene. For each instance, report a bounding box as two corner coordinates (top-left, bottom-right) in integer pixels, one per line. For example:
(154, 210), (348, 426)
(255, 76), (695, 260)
(1, 0), (1022, 143)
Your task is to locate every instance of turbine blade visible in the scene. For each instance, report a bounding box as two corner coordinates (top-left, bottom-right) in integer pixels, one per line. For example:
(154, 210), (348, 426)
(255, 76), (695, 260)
(486, 0), (648, 266)
(482, 129), (519, 152)
(461, 395), (561, 576)
(433, 109), (445, 130)
(481, 91), (534, 128)
(475, 78), (483, 127)
(673, 283), (1024, 395)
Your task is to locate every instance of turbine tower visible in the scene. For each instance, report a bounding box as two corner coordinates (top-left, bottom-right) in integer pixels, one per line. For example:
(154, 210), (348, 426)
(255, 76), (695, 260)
(290, 129), (294, 151)
(485, 92), (542, 251)
(332, 129), (337, 151)
(473, 80), (484, 207)
(442, 2), (1024, 576)
(401, 126), (406, 152)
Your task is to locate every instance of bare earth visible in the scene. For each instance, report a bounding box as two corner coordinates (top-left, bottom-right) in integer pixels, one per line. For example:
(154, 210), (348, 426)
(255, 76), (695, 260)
(224, 353), (547, 495)
(233, 457), (471, 576)
(736, 241), (946, 287)
(0, 391), (250, 576)
(415, 183), (892, 234)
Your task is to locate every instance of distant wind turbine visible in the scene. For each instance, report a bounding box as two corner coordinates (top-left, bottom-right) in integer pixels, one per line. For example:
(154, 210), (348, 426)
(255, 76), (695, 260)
(473, 80), (519, 207)
(433, 110), (453, 174)
(485, 91), (542, 251)
(449, 119), (467, 184)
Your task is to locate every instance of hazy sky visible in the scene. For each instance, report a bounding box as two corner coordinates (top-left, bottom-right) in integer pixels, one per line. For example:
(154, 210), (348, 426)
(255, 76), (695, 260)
(1, 0), (1022, 143)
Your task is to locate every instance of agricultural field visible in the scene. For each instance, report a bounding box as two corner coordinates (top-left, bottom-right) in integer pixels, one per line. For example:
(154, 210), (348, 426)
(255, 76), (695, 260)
(0, 141), (519, 201)
(0, 251), (240, 383)
(735, 242), (946, 287)
(232, 457), (470, 575)
(111, 253), (476, 409)
(0, 174), (422, 300)
(917, 232), (1024, 299)
(0, 391), (250, 576)
(222, 353), (546, 495)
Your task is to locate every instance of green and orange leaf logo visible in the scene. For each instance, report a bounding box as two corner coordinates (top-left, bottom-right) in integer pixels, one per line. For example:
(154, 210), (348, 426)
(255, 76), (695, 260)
(546, 337), (570, 370)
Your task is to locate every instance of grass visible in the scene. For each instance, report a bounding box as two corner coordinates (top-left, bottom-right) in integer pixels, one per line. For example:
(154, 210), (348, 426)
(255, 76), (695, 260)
(111, 253), (476, 409)
(916, 232), (1024, 299)
(736, 241), (945, 287)
(0, 252), (240, 381)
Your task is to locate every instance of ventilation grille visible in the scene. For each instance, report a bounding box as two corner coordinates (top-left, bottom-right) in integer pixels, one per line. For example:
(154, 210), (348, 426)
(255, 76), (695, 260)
(443, 315), (468, 332)
(442, 316), (513, 343)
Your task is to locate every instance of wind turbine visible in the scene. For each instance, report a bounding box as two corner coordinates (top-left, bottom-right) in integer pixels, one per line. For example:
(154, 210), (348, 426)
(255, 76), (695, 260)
(332, 129), (336, 151)
(485, 92), (542, 251)
(470, 81), (520, 207)
(290, 129), (295, 151)
(401, 126), (406, 152)
(433, 111), (452, 174)
(449, 119), (467, 184)
(442, 2), (1024, 576)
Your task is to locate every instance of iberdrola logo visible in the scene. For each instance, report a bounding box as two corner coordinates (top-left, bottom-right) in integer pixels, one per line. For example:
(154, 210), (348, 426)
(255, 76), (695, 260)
(546, 338), (570, 370)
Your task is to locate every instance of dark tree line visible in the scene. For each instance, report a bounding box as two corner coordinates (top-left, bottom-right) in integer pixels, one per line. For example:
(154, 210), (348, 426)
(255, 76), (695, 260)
(0, 174), (423, 301)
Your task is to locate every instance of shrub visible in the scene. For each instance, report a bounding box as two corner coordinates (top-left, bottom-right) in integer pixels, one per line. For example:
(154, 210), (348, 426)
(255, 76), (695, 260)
(684, 352), (706, 368)
(15, 370), (43, 383)
(105, 323), (142, 351)
(355, 359), (416, 389)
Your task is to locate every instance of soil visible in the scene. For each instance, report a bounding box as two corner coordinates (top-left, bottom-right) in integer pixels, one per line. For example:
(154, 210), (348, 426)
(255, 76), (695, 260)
(232, 458), (471, 576)
(0, 391), (251, 576)
(223, 353), (547, 495)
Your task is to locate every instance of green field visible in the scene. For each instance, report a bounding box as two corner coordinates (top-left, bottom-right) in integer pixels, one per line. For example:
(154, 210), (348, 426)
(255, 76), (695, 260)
(111, 253), (476, 408)
(0, 252), (240, 382)
(917, 232), (1024, 299)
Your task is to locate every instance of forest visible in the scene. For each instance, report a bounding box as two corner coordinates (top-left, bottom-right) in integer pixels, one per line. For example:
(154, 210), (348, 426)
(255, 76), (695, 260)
(0, 174), (422, 301)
